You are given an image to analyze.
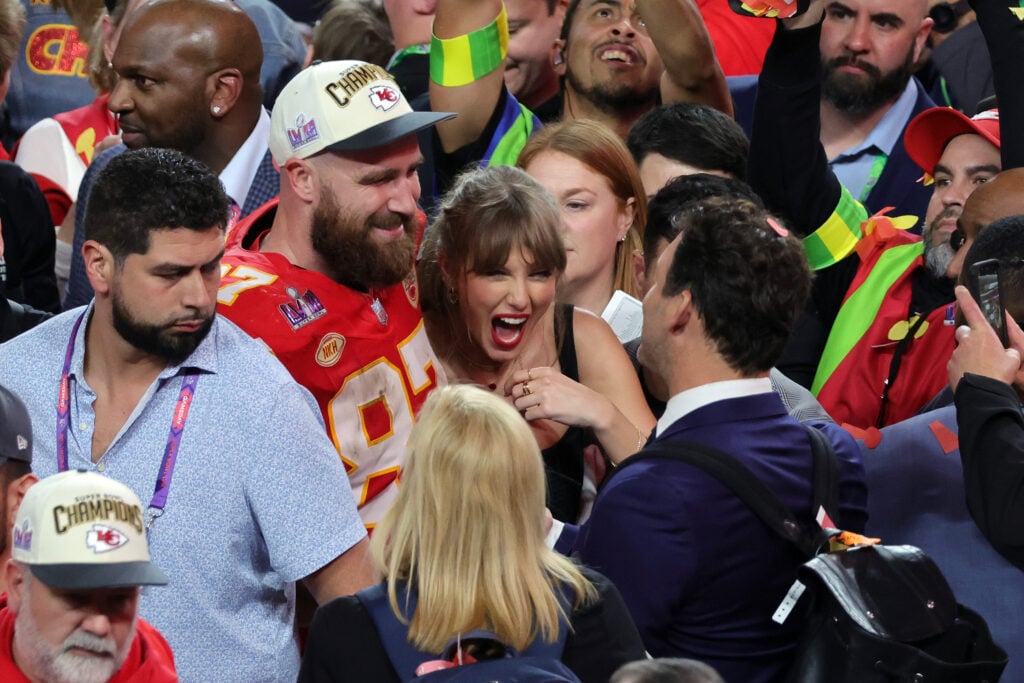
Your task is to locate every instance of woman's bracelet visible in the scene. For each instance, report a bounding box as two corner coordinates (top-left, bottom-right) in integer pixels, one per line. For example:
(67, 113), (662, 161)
(430, 5), (509, 87)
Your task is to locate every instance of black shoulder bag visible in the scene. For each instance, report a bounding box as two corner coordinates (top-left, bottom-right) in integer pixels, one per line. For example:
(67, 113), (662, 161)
(614, 426), (1008, 683)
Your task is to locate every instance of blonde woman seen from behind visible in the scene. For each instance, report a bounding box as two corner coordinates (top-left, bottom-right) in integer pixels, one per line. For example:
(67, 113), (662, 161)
(298, 385), (647, 682)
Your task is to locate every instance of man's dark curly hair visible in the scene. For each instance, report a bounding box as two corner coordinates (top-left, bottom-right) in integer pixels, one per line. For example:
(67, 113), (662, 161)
(643, 173), (763, 270)
(83, 148), (230, 264)
(661, 197), (812, 374)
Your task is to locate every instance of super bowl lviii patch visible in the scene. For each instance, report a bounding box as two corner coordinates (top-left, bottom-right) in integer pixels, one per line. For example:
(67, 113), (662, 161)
(279, 287), (327, 330)
(287, 114), (320, 152)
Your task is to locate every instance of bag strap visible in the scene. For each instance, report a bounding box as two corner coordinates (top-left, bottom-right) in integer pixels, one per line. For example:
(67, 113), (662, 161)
(357, 583), (572, 681)
(806, 424), (839, 528)
(358, 584), (428, 681)
(622, 425), (837, 558)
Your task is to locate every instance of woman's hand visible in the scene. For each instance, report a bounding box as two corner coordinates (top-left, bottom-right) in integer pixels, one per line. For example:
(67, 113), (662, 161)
(505, 364), (647, 465)
(505, 366), (612, 429)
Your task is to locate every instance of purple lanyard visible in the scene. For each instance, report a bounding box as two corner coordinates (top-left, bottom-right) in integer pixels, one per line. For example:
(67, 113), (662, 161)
(56, 313), (200, 530)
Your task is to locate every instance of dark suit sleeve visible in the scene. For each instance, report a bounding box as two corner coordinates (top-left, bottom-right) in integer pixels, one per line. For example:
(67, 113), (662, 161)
(298, 595), (401, 683)
(578, 465), (697, 650)
(817, 422), (869, 532)
(0, 163), (59, 313)
(749, 21), (844, 238)
(971, 0), (1024, 169)
(954, 373), (1024, 569)
(563, 568), (647, 683)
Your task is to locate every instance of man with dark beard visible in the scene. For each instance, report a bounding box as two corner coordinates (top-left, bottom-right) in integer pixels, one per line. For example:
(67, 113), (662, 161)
(0, 147), (374, 682)
(732, 0), (935, 222)
(219, 61), (455, 528)
(748, 0), (1002, 428)
(426, 0), (731, 205)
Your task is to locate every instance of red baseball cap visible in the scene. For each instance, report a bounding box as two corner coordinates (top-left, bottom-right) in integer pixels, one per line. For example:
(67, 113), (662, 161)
(904, 108), (1000, 174)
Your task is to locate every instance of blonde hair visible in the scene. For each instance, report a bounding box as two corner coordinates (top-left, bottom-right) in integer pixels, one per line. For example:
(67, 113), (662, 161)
(0, 0), (25, 77)
(518, 119), (647, 299)
(371, 385), (596, 653)
(59, 0), (136, 93)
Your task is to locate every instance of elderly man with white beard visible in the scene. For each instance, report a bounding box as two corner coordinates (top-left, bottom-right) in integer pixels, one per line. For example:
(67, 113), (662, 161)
(0, 471), (177, 683)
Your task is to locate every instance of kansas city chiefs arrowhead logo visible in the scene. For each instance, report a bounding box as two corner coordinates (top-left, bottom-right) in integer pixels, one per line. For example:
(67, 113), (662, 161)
(369, 84), (400, 112)
(86, 524), (129, 553)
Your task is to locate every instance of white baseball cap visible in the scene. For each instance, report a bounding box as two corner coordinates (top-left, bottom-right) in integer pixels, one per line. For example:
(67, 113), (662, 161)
(11, 470), (168, 589)
(269, 60), (456, 164)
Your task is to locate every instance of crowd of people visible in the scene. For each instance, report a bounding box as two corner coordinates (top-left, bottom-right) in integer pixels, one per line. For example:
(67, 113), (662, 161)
(0, 0), (1021, 681)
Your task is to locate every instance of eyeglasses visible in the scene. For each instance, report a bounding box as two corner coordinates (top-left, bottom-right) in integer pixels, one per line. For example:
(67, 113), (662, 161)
(950, 227), (966, 252)
(929, 0), (970, 34)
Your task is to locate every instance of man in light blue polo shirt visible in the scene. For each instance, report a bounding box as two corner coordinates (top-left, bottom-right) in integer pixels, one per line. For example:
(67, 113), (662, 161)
(0, 147), (373, 683)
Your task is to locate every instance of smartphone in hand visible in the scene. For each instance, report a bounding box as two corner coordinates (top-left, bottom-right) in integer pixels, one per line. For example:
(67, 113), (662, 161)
(969, 258), (1009, 347)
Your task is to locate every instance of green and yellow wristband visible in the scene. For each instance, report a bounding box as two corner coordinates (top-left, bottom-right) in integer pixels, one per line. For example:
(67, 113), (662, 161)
(430, 5), (509, 87)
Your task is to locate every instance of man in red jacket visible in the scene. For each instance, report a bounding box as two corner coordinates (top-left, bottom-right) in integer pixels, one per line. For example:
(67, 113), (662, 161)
(1, 470), (177, 683)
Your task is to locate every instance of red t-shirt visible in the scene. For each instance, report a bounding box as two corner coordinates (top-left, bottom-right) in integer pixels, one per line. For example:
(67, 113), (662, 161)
(698, 0), (774, 76)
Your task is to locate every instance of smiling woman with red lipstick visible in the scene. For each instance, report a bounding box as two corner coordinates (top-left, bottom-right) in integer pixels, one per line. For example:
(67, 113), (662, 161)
(419, 165), (655, 523)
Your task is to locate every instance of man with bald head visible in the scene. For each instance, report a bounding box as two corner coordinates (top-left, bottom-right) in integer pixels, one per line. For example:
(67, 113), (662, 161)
(64, 0), (280, 309)
(111, 0), (265, 169)
(945, 168), (1024, 281)
(737, 0), (936, 221)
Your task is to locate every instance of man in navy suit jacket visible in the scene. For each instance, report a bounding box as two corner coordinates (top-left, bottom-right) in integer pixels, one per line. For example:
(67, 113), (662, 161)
(571, 195), (868, 683)
(731, 0), (935, 224)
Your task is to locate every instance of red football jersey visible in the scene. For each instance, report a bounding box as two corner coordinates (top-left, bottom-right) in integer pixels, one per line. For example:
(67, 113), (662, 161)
(218, 200), (444, 527)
